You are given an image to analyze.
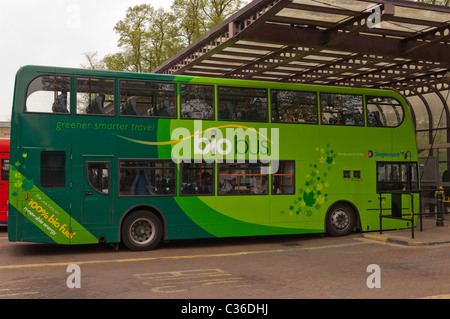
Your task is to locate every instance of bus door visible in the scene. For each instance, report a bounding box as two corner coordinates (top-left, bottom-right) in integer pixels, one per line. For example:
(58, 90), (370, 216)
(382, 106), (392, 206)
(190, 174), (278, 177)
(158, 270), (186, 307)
(16, 148), (72, 243)
(83, 156), (113, 225)
(368, 162), (419, 228)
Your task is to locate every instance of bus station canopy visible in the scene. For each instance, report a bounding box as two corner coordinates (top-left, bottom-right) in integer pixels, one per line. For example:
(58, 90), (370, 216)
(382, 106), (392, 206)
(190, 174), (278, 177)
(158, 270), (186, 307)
(153, 0), (449, 97)
(154, 0), (450, 185)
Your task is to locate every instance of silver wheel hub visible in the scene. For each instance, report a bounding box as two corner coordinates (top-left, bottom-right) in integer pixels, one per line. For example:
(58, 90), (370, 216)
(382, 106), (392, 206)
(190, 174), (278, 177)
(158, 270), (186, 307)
(129, 218), (155, 245)
(330, 209), (350, 230)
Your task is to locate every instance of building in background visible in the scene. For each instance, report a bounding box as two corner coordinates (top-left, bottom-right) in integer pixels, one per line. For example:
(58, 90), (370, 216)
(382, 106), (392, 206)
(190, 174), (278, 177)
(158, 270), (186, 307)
(0, 122), (10, 138)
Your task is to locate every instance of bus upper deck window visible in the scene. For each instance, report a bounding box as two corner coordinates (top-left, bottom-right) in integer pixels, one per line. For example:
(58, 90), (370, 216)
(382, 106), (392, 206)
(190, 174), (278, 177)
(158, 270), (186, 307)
(25, 75), (71, 114)
(320, 93), (364, 126)
(180, 84), (214, 120)
(119, 80), (177, 118)
(366, 97), (404, 127)
(271, 90), (318, 124)
(76, 77), (115, 116)
(218, 86), (268, 122)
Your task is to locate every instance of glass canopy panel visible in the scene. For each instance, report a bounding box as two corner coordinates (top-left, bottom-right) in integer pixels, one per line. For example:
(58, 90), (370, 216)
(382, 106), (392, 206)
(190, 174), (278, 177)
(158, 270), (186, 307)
(408, 95), (430, 131)
(291, 0), (370, 12)
(277, 8), (348, 23)
(395, 7), (450, 23)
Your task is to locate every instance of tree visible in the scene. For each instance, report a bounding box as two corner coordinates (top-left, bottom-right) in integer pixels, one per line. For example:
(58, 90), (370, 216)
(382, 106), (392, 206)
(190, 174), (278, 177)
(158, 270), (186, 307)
(148, 7), (184, 69)
(202, 0), (245, 30)
(103, 52), (132, 72)
(172, 0), (207, 45)
(82, 0), (248, 72)
(81, 51), (106, 70)
(102, 4), (185, 73)
(113, 4), (154, 73)
(172, 0), (246, 44)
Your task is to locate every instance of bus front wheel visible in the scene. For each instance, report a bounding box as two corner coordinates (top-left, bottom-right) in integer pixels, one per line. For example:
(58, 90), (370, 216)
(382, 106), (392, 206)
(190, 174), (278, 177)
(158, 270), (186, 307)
(326, 204), (356, 237)
(121, 211), (163, 251)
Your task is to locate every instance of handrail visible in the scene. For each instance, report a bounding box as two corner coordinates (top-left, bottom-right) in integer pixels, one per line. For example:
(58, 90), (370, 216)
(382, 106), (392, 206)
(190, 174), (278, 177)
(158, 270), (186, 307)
(378, 187), (450, 239)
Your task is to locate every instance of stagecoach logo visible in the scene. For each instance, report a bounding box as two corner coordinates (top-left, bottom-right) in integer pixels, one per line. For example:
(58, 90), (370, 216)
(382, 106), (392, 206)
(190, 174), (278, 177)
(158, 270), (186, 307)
(367, 150), (400, 159)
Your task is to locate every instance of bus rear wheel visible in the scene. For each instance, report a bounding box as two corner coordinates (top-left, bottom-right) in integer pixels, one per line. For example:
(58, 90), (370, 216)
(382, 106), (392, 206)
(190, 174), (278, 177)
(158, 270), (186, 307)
(326, 204), (356, 237)
(121, 211), (163, 251)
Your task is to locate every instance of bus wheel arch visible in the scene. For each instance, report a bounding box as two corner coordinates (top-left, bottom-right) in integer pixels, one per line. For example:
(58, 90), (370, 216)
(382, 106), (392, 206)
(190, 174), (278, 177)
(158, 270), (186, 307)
(325, 201), (360, 236)
(119, 205), (166, 251)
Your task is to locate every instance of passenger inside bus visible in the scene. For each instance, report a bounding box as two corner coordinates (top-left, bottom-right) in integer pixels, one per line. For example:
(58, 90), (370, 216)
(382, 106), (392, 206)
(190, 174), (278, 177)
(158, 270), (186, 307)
(250, 175), (267, 194)
(219, 171), (234, 194)
(200, 172), (213, 194)
(132, 170), (153, 195)
(52, 93), (70, 113)
(121, 98), (138, 115)
(86, 94), (106, 114)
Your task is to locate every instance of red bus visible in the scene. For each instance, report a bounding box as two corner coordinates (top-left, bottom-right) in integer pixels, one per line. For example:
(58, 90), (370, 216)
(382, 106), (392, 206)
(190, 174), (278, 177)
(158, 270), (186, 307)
(0, 138), (9, 225)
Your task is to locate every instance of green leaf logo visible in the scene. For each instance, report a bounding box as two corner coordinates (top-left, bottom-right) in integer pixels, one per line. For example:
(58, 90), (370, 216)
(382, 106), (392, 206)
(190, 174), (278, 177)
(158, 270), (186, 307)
(303, 191), (316, 207)
(22, 178), (34, 191)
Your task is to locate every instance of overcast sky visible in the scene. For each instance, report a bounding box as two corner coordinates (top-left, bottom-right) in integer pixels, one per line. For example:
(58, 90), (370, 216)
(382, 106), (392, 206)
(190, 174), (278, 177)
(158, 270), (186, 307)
(0, 0), (174, 121)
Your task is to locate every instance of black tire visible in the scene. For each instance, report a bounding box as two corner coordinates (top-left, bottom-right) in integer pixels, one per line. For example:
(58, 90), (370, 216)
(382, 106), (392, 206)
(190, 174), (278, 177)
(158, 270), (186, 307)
(326, 204), (356, 236)
(121, 211), (163, 251)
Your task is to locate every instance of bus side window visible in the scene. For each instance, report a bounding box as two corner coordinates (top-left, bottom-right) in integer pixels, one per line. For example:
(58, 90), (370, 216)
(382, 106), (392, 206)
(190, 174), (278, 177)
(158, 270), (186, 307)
(87, 162), (110, 194)
(366, 96), (404, 127)
(25, 75), (71, 114)
(272, 160), (295, 194)
(41, 151), (66, 188)
(76, 77), (115, 116)
(218, 162), (269, 195)
(218, 86), (268, 122)
(377, 162), (418, 191)
(119, 80), (177, 118)
(271, 90), (318, 124)
(119, 160), (176, 196)
(320, 93), (364, 126)
(180, 84), (215, 120)
(180, 162), (215, 195)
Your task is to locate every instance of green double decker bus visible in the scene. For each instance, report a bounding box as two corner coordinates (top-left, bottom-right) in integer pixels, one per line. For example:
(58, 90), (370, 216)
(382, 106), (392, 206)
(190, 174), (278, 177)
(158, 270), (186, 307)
(8, 65), (419, 250)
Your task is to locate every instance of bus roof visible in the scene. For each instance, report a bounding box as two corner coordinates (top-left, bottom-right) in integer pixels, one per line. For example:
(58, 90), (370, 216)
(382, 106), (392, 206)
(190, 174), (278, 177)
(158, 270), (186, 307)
(16, 64), (405, 99)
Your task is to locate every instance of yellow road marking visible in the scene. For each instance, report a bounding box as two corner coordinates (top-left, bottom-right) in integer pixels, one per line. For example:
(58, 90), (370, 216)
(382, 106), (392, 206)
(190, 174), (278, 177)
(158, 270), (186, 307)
(0, 286), (38, 298)
(0, 292), (38, 297)
(303, 242), (367, 250)
(0, 240), (369, 270)
(363, 234), (388, 242)
(0, 249), (285, 270)
(135, 268), (247, 293)
(422, 294), (450, 299)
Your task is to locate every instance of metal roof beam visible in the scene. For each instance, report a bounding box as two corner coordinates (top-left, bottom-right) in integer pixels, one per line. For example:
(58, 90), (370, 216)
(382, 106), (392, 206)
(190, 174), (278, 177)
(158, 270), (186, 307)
(358, 0), (450, 14)
(401, 24), (450, 63)
(340, 69), (448, 92)
(152, 0), (450, 100)
(227, 5), (389, 79)
(246, 22), (449, 66)
(328, 61), (444, 88)
(152, 0), (293, 75)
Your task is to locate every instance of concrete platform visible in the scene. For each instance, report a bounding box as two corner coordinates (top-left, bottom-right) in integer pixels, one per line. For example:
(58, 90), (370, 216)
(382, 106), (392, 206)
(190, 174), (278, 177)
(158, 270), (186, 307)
(363, 216), (450, 246)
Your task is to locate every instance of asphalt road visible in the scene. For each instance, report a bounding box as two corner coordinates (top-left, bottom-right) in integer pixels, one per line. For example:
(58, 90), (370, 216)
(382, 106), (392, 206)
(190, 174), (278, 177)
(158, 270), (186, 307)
(1, 225), (450, 303)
